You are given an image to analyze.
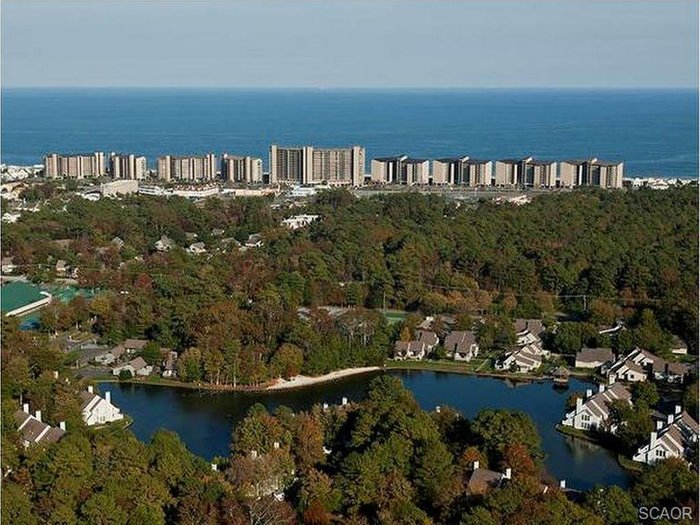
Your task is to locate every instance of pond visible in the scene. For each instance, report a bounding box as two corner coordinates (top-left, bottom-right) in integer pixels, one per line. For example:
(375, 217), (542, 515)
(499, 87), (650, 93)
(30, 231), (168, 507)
(107, 370), (634, 490)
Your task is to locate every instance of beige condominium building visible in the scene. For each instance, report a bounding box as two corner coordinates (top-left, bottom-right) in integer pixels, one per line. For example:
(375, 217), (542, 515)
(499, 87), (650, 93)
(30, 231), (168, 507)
(109, 153), (147, 180)
(157, 154), (217, 182)
(371, 155), (430, 185)
(559, 158), (624, 189)
(44, 152), (106, 178)
(269, 145), (365, 185)
(432, 156), (493, 186)
(221, 154), (263, 184)
(521, 158), (557, 188)
(494, 158), (524, 186)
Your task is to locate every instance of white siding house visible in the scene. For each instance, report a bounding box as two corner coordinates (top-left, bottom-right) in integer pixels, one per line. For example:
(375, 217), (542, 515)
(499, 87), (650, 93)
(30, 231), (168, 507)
(80, 386), (125, 426)
(561, 382), (631, 433)
(633, 407), (699, 466)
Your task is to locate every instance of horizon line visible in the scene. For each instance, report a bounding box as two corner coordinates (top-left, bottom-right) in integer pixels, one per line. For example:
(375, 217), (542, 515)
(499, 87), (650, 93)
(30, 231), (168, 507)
(2, 85), (698, 91)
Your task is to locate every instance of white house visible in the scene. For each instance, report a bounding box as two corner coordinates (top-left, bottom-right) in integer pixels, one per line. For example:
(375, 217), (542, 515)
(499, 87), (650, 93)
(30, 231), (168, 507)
(605, 347), (660, 383)
(112, 356), (152, 376)
(444, 330), (479, 362)
(162, 350), (178, 378)
(155, 235), (175, 252)
(497, 346), (542, 373)
(281, 214), (320, 230)
(632, 407), (699, 466)
(187, 242), (207, 254)
(561, 382), (631, 433)
(515, 319), (545, 347)
(123, 339), (148, 354)
(94, 345), (126, 366)
(394, 341), (426, 361)
(670, 336), (688, 356)
(80, 386), (125, 426)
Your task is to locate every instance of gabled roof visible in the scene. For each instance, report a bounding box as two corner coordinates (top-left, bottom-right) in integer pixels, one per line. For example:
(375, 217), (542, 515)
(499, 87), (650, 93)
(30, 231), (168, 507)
(128, 356), (148, 370)
(576, 347), (614, 364)
(444, 330), (477, 353)
(467, 468), (504, 495)
(123, 339), (148, 350)
(80, 391), (100, 411)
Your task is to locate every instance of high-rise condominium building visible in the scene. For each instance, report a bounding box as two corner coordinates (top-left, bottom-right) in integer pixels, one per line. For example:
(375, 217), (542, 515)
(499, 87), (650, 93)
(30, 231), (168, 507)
(221, 154), (263, 184)
(157, 154), (217, 182)
(109, 153), (147, 180)
(432, 157), (493, 186)
(371, 156), (430, 185)
(521, 159), (557, 188)
(559, 158), (624, 188)
(44, 152), (106, 178)
(269, 145), (365, 186)
(494, 158), (525, 186)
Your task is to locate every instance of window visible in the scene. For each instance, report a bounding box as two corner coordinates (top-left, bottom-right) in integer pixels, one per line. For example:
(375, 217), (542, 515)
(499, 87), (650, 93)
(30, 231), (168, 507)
(582, 414), (590, 421)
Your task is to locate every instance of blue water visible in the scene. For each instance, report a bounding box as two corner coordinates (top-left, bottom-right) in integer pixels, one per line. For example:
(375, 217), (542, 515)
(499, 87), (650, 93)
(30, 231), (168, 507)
(107, 371), (633, 489)
(2, 88), (697, 178)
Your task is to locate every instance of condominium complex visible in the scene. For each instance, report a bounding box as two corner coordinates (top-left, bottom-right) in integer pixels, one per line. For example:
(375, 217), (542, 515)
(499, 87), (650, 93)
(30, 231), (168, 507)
(109, 153), (147, 180)
(494, 159), (523, 186)
(221, 154), (263, 184)
(560, 159), (624, 189)
(44, 152), (106, 178)
(157, 154), (217, 182)
(269, 145), (365, 185)
(371, 155), (430, 185)
(495, 157), (557, 188)
(433, 157), (493, 186)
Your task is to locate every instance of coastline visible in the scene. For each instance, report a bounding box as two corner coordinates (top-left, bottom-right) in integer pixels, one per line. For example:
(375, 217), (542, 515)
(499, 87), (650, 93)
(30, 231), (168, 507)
(266, 366), (381, 391)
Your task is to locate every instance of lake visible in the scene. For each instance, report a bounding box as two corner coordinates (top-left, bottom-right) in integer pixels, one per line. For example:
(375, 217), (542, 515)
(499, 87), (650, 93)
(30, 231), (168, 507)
(108, 370), (633, 490)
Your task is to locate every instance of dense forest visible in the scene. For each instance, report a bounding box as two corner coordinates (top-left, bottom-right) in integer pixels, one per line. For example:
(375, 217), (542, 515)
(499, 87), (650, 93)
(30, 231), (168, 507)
(3, 375), (698, 525)
(1, 186), (697, 386)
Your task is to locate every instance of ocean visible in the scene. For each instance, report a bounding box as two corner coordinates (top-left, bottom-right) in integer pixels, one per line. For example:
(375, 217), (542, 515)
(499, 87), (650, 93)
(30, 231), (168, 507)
(1, 88), (697, 178)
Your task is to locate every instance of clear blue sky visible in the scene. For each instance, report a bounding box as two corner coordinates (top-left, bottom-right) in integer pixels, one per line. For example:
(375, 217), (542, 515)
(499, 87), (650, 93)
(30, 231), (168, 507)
(2, 0), (697, 88)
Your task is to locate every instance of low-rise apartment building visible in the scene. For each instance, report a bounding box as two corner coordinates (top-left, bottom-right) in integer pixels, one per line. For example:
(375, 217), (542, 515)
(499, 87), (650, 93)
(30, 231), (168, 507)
(561, 382), (631, 432)
(371, 155), (430, 185)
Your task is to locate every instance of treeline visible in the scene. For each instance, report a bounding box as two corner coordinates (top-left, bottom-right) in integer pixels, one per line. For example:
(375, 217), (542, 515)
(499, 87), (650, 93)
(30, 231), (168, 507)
(3, 187), (697, 361)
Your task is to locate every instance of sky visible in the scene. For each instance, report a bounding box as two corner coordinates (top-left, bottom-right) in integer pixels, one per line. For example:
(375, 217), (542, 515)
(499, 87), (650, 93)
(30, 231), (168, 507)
(1, 0), (698, 88)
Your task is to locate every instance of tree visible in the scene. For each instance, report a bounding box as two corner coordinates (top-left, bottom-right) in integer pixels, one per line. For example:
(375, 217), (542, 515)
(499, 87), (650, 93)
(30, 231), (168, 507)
(631, 458), (699, 509)
(140, 342), (162, 366)
(270, 344), (304, 380)
(176, 348), (203, 383)
(631, 382), (659, 408)
(471, 409), (542, 462)
(584, 485), (637, 525)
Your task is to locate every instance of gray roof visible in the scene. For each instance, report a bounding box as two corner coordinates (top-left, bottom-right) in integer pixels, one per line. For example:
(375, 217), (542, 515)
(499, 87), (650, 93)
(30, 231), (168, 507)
(576, 347), (614, 364)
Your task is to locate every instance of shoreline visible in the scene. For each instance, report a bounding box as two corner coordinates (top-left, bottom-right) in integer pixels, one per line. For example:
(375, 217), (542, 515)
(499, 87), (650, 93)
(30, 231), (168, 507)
(266, 366), (381, 390)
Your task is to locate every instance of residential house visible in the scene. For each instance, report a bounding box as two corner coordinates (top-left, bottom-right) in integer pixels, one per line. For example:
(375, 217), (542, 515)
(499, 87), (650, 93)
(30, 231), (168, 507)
(94, 344), (126, 366)
(14, 404), (65, 448)
(561, 382), (632, 433)
(466, 461), (511, 496)
(244, 234), (264, 248)
(670, 336), (688, 356)
(154, 235), (175, 252)
(281, 214), (321, 229)
(605, 347), (661, 383)
(415, 329), (439, 351)
(55, 259), (69, 276)
(393, 341), (426, 361)
(1, 256), (16, 274)
(123, 338), (148, 354)
(497, 345), (543, 373)
(575, 347), (614, 369)
(112, 356), (152, 377)
(80, 385), (124, 426)
(633, 406), (699, 466)
(515, 319), (545, 347)
(162, 350), (178, 378)
(654, 361), (692, 384)
(187, 242), (206, 254)
(111, 236), (125, 249)
(444, 330), (479, 361)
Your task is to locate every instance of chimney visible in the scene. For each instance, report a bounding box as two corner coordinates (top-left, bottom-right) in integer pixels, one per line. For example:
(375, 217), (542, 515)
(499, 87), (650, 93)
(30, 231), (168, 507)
(675, 405), (682, 415)
(322, 403), (329, 411)
(435, 405), (441, 413)
(273, 441), (280, 449)
(559, 479), (566, 489)
(598, 384), (605, 393)
(576, 397), (583, 410)
(650, 431), (657, 446)
(667, 414), (674, 425)
(585, 389), (593, 398)
(53, 370), (59, 379)
(105, 391), (111, 404)
(341, 397), (348, 406)
(35, 410), (42, 422)
(22, 403), (29, 413)
(608, 374), (615, 385)
(504, 468), (512, 480)
(250, 450), (258, 460)
(59, 421), (66, 431)
(473, 460), (480, 470)
(87, 385), (94, 394)
(211, 463), (218, 471)
(656, 420), (663, 430)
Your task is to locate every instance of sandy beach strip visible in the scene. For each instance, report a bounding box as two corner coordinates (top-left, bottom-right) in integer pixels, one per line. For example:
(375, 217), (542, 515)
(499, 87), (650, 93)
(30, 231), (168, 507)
(266, 366), (381, 390)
